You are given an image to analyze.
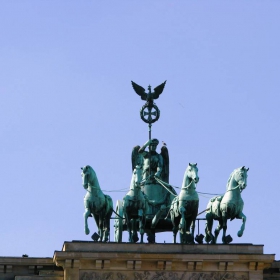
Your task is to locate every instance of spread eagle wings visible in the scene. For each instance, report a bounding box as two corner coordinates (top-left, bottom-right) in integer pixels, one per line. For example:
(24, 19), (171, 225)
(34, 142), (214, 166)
(131, 82), (146, 100)
(131, 80), (167, 100)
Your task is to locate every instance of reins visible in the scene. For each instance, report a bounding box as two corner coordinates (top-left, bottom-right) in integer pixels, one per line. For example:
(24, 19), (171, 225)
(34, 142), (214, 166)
(226, 185), (243, 193)
(154, 177), (178, 196)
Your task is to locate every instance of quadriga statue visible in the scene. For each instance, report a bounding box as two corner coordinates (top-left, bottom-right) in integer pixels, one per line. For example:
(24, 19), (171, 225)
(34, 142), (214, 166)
(169, 163), (199, 244)
(81, 165), (113, 242)
(204, 166), (249, 244)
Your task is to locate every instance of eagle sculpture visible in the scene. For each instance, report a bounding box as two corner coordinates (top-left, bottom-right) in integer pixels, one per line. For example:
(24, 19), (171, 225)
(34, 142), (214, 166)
(131, 81), (166, 106)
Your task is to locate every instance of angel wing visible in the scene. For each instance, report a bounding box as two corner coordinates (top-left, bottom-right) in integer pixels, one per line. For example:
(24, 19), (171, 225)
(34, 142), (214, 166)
(160, 145), (169, 183)
(131, 145), (143, 171)
(153, 80), (166, 99)
(131, 81), (146, 100)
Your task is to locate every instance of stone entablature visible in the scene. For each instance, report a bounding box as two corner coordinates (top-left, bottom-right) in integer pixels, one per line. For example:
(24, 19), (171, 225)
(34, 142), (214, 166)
(53, 242), (275, 280)
(0, 243), (277, 280)
(0, 256), (63, 280)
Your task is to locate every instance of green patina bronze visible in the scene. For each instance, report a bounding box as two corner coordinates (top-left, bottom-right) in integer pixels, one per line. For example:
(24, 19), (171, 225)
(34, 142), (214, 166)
(170, 163), (199, 244)
(131, 80), (166, 124)
(204, 166), (249, 244)
(131, 139), (173, 243)
(81, 165), (113, 242)
(122, 165), (146, 243)
(134, 138), (169, 183)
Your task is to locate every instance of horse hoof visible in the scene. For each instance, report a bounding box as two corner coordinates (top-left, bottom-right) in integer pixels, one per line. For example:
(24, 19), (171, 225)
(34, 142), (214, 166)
(132, 235), (139, 243)
(147, 235), (155, 244)
(85, 228), (90, 235)
(222, 238), (229, 244)
(237, 230), (243, 237)
(205, 236), (212, 244)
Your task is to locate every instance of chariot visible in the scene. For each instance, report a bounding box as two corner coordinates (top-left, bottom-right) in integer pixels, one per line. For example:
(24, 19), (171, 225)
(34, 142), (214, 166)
(113, 149), (177, 243)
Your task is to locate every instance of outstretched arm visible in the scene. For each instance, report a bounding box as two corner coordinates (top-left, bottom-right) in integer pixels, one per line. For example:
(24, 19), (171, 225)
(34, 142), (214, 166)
(138, 139), (152, 153)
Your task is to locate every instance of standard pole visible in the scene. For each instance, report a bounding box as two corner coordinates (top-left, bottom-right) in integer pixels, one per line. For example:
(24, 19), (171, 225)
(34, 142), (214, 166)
(148, 122), (152, 178)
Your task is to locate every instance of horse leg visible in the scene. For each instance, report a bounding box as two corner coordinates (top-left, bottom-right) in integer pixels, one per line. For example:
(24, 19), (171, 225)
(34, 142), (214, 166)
(221, 211), (228, 244)
(191, 220), (195, 243)
(132, 218), (139, 243)
(179, 207), (187, 244)
(190, 218), (196, 244)
(131, 218), (135, 242)
(184, 218), (194, 245)
(123, 202), (131, 242)
(124, 209), (132, 242)
(179, 206), (186, 234)
(84, 208), (91, 235)
(205, 213), (214, 244)
(98, 213), (104, 242)
(191, 202), (199, 242)
(91, 213), (101, 240)
(237, 212), (246, 237)
(171, 211), (179, 244)
(214, 220), (222, 244)
(138, 209), (144, 243)
(103, 214), (111, 242)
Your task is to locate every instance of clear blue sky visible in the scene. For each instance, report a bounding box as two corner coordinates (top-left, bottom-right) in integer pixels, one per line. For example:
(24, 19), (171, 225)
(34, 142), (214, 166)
(0, 1), (279, 259)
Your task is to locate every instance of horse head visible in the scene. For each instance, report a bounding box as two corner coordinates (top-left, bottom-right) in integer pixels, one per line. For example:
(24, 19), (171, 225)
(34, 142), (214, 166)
(81, 165), (98, 189)
(186, 163), (199, 184)
(235, 166), (249, 190)
(130, 165), (143, 189)
(229, 166), (249, 191)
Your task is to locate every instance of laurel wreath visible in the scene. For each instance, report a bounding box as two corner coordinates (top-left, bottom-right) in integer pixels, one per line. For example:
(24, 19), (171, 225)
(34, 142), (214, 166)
(140, 104), (160, 124)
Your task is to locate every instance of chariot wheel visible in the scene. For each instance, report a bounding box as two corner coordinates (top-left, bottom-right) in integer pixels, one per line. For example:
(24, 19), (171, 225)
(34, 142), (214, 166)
(114, 200), (124, 242)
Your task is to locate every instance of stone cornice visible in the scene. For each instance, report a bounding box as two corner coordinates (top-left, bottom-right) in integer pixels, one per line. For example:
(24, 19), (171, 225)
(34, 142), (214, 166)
(53, 242), (275, 272)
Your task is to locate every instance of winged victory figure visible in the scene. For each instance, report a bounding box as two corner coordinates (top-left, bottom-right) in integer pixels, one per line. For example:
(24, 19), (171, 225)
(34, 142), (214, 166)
(131, 139), (169, 184)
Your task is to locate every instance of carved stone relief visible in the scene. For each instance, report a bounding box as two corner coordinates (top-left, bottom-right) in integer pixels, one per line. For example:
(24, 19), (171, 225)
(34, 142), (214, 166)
(80, 271), (248, 280)
(189, 273), (248, 280)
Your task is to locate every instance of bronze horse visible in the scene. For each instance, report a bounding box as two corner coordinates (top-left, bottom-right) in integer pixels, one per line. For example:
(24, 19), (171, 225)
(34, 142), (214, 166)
(81, 165), (113, 242)
(170, 163), (199, 244)
(205, 166), (249, 244)
(123, 165), (146, 243)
